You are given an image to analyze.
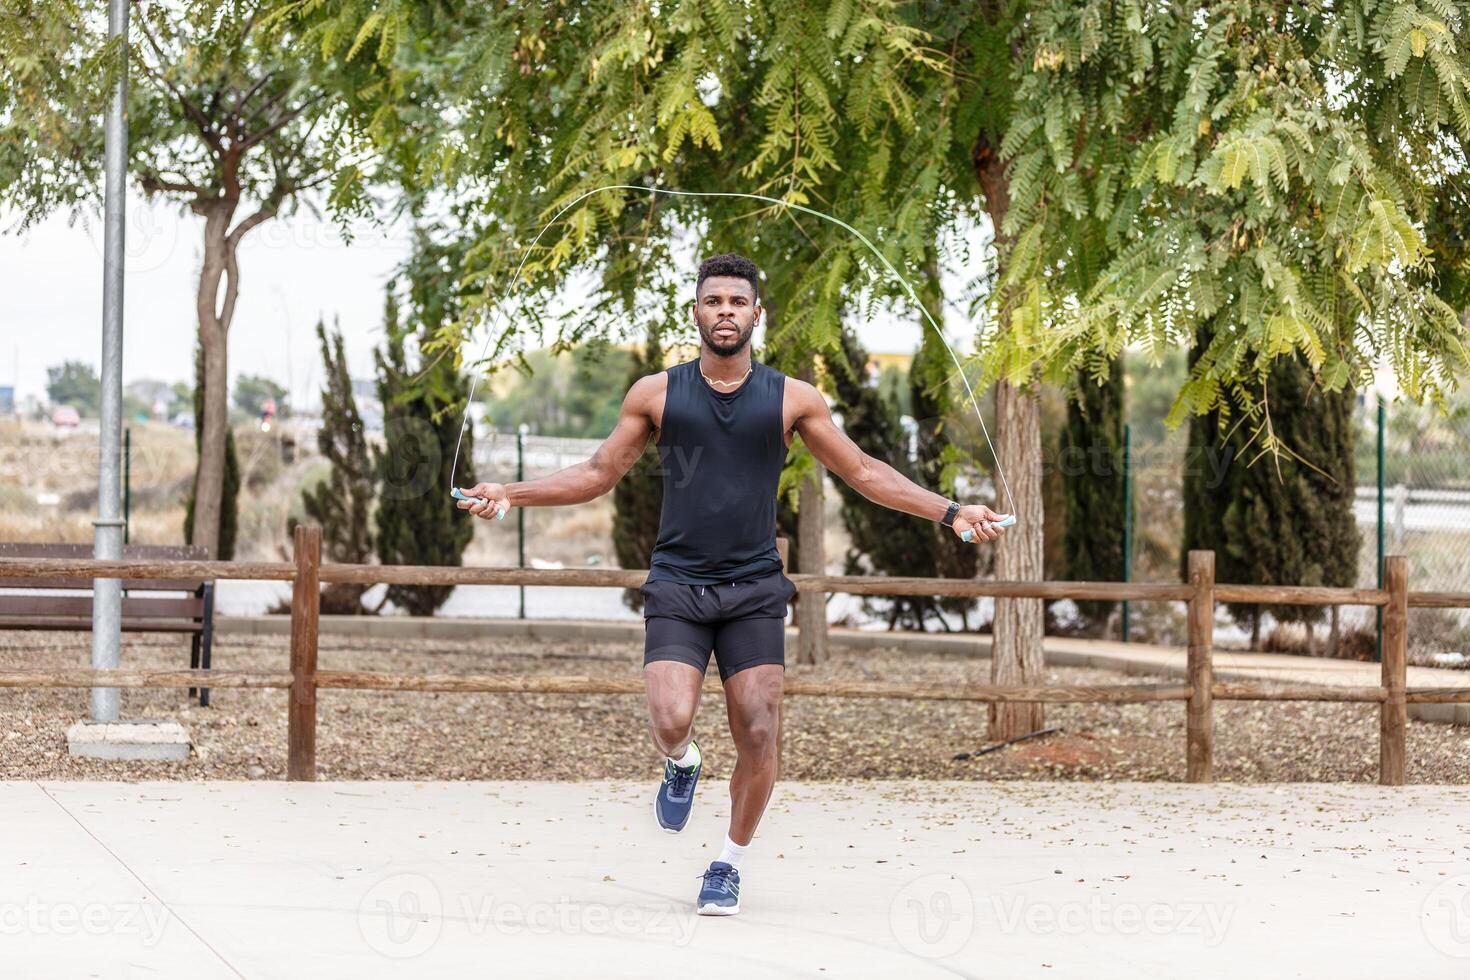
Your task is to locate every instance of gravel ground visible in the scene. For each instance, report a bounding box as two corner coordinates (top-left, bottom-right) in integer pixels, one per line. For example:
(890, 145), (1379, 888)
(1, 630), (1467, 783)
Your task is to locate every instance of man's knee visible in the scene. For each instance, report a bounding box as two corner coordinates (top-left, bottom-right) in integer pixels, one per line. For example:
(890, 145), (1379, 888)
(648, 703), (696, 749)
(732, 707), (780, 756)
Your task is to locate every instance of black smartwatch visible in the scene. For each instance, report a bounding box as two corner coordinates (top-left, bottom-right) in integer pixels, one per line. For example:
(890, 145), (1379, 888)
(939, 500), (961, 527)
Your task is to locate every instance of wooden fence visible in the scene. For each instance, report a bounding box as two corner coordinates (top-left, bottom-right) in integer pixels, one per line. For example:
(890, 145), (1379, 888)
(2, 524), (1467, 785)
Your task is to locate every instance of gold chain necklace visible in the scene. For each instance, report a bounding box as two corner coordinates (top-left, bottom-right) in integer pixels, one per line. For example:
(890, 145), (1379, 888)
(701, 365), (753, 389)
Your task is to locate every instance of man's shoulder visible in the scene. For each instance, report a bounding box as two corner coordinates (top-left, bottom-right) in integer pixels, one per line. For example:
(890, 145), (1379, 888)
(780, 373), (821, 407)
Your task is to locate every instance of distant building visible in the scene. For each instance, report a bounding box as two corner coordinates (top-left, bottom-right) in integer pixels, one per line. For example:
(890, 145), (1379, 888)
(0, 385), (13, 413)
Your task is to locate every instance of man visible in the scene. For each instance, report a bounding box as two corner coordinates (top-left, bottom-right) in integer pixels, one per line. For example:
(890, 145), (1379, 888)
(455, 252), (1009, 916)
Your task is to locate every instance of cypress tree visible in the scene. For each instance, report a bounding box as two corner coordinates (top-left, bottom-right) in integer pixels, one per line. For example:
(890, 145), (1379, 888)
(296, 315), (376, 614)
(909, 261), (978, 628)
(611, 326), (666, 611)
(183, 340), (238, 559)
(828, 327), (950, 631)
(1060, 360), (1126, 634)
(372, 259), (476, 616)
(1183, 345), (1360, 647)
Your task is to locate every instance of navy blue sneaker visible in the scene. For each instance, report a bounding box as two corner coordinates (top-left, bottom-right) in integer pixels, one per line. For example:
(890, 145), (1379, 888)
(697, 861), (741, 915)
(654, 741), (701, 833)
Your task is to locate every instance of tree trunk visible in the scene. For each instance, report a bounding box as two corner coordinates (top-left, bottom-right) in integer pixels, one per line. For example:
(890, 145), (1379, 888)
(190, 204), (235, 558)
(973, 134), (1046, 739)
(989, 380), (1046, 739)
(796, 463), (828, 665)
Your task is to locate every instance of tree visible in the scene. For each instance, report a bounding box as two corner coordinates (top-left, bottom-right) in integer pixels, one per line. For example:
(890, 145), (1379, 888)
(828, 327), (957, 631)
(373, 238), (476, 617)
(234, 374), (288, 419)
(1060, 360), (1126, 634)
(611, 327), (666, 612)
(483, 344), (636, 438)
(1184, 351), (1359, 649)
(910, 247), (981, 628)
(45, 361), (101, 416)
(296, 316), (374, 614)
(974, 1), (1470, 419)
(1, 0), (380, 558)
(183, 341), (238, 560)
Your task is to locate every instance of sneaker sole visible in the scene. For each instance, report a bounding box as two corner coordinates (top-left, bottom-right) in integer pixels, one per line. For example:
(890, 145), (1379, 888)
(697, 902), (740, 916)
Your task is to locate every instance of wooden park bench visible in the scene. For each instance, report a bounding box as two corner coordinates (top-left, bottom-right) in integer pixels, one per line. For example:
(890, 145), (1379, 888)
(0, 542), (218, 706)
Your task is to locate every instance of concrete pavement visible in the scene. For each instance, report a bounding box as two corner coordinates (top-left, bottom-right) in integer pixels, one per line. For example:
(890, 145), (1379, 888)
(3, 779), (1468, 978)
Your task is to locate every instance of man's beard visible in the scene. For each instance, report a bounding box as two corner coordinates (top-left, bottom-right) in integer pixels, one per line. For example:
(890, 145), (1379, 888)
(700, 318), (754, 357)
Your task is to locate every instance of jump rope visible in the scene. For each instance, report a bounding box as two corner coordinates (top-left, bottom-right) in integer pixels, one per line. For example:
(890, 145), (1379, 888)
(446, 185), (1017, 541)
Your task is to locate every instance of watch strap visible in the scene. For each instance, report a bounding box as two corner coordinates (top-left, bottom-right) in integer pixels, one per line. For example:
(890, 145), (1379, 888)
(940, 500), (961, 527)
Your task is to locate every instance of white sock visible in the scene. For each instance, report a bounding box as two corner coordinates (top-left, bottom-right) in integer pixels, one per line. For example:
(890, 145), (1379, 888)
(668, 741), (700, 768)
(717, 834), (748, 870)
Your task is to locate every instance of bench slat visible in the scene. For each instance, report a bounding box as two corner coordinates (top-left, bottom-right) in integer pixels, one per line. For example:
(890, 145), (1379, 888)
(0, 618), (201, 632)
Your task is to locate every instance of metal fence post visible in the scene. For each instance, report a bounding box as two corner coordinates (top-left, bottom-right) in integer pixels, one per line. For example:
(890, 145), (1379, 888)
(1122, 423), (1132, 643)
(517, 424), (527, 620)
(123, 426), (131, 545)
(1376, 397), (1385, 662)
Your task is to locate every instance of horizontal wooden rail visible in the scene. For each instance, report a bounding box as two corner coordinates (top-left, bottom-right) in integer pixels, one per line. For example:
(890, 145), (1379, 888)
(1408, 591), (1470, 609)
(1213, 683), (1389, 702)
(0, 668), (293, 689)
(1214, 584), (1388, 607)
(0, 556), (1454, 609)
(1405, 688), (1470, 703)
(312, 671), (1193, 702)
(5, 666), (1465, 706)
(0, 558), (294, 582)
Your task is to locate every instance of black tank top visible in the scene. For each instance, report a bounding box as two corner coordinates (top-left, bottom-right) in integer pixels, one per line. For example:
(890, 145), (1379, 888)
(645, 357), (787, 585)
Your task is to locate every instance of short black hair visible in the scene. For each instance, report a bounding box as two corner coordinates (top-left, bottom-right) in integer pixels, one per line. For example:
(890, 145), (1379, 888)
(696, 252), (761, 304)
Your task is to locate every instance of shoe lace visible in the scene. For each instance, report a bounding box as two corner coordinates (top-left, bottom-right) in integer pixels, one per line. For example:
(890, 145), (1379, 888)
(698, 866), (737, 895)
(668, 762), (696, 796)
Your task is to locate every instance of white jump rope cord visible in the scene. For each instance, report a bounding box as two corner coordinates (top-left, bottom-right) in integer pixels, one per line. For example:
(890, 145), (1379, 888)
(446, 185), (1017, 529)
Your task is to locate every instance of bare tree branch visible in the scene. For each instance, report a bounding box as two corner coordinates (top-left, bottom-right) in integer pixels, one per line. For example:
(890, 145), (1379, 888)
(134, 17), (223, 154)
(238, 92), (329, 152)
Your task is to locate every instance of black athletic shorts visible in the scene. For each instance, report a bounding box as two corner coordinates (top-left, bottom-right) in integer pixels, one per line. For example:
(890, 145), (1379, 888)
(640, 569), (796, 681)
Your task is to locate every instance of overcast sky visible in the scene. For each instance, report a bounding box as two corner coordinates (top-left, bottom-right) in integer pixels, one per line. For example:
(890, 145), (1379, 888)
(1, 192), (997, 413)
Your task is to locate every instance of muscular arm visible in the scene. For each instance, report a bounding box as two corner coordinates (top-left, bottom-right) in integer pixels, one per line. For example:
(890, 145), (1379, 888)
(786, 378), (1008, 542)
(456, 374), (661, 518)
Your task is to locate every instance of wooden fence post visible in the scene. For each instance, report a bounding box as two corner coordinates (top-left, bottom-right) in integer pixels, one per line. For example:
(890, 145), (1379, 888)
(1186, 550), (1215, 783)
(288, 524), (321, 781)
(1380, 555), (1408, 786)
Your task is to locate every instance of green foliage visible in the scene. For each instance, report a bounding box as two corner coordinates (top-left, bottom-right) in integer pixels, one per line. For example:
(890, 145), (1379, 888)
(973, 0), (1470, 435)
(372, 237), (476, 617)
(1060, 361), (1126, 631)
(611, 327), (665, 611)
(45, 360), (101, 416)
(482, 344), (634, 438)
(829, 327), (963, 631)
(0, 0), (377, 229)
(233, 374), (289, 418)
(296, 316), (375, 613)
(1183, 345), (1360, 632)
(183, 342), (239, 559)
